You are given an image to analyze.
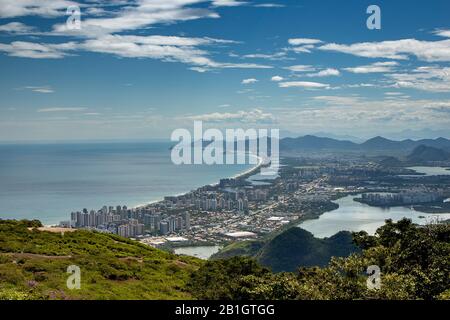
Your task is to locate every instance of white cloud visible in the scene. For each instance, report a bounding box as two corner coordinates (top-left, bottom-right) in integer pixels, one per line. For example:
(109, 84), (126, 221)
(0, 35), (271, 70)
(81, 34), (212, 64)
(284, 65), (315, 72)
(307, 68), (340, 77)
(0, 0), (76, 18)
(288, 38), (322, 46)
(274, 97), (450, 135)
(319, 39), (450, 62)
(212, 1), (284, 8)
(242, 51), (289, 61)
(212, 0), (247, 7)
(84, 6), (108, 17)
(313, 95), (362, 106)
(384, 92), (404, 96)
(37, 107), (87, 113)
(52, 0), (218, 37)
(0, 22), (36, 34)
(271, 75), (284, 82)
(212, 62), (272, 70)
(434, 29), (450, 38)
(388, 66), (450, 92)
(0, 1), (276, 72)
(344, 61), (398, 74)
(185, 108), (274, 123)
(290, 46), (313, 53)
(190, 67), (208, 73)
(0, 41), (76, 58)
(287, 38), (322, 54)
(242, 78), (258, 84)
(253, 3), (285, 8)
(23, 86), (54, 93)
(279, 81), (329, 89)
(345, 83), (376, 88)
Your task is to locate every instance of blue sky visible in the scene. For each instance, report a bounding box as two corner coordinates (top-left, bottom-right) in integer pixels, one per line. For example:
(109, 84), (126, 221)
(0, 0), (449, 141)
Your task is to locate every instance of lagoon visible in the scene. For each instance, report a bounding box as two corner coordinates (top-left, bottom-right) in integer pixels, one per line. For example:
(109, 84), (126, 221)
(406, 166), (450, 176)
(299, 195), (450, 238)
(174, 246), (222, 260)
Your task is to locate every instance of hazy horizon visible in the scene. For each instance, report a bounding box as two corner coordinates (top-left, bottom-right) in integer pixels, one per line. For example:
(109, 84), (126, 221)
(1, 130), (450, 145)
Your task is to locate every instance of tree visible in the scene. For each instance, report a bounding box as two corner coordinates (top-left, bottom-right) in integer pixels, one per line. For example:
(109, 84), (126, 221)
(189, 219), (450, 300)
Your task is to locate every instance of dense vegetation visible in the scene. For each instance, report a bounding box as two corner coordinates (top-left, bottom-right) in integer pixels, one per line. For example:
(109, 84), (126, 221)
(190, 219), (450, 300)
(212, 227), (359, 272)
(211, 240), (265, 260)
(257, 228), (359, 272)
(0, 220), (201, 299)
(1, 219), (449, 300)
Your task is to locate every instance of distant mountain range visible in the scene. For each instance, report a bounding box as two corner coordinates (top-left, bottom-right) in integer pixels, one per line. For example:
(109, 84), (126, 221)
(177, 135), (450, 158)
(280, 131), (364, 142)
(280, 135), (450, 153)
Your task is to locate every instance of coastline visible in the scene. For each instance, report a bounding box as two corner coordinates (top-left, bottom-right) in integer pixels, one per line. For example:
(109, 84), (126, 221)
(232, 154), (265, 179)
(42, 156), (263, 227)
(132, 155), (264, 210)
(1, 141), (267, 226)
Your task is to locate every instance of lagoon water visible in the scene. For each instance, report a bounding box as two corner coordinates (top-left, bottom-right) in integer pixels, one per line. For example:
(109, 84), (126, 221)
(174, 246), (222, 260)
(0, 142), (252, 225)
(180, 193), (450, 259)
(299, 195), (450, 238)
(406, 166), (450, 176)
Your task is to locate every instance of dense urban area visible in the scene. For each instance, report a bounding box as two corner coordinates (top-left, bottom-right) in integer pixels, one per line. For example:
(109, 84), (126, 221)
(61, 147), (450, 250)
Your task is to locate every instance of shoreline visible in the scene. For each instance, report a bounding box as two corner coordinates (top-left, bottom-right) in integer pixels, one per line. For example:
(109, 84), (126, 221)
(41, 158), (263, 227)
(211, 192), (450, 260)
(132, 156), (264, 210)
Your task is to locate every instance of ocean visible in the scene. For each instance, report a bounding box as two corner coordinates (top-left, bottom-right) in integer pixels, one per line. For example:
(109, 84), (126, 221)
(0, 141), (252, 225)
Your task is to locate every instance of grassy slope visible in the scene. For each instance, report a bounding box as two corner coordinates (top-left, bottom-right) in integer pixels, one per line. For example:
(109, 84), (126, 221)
(0, 220), (202, 300)
(211, 240), (265, 259)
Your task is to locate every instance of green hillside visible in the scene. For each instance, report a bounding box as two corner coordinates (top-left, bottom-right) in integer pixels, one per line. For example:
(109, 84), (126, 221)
(211, 240), (265, 260)
(257, 228), (360, 272)
(0, 220), (201, 300)
(190, 219), (450, 300)
(212, 227), (359, 272)
(2, 219), (449, 300)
